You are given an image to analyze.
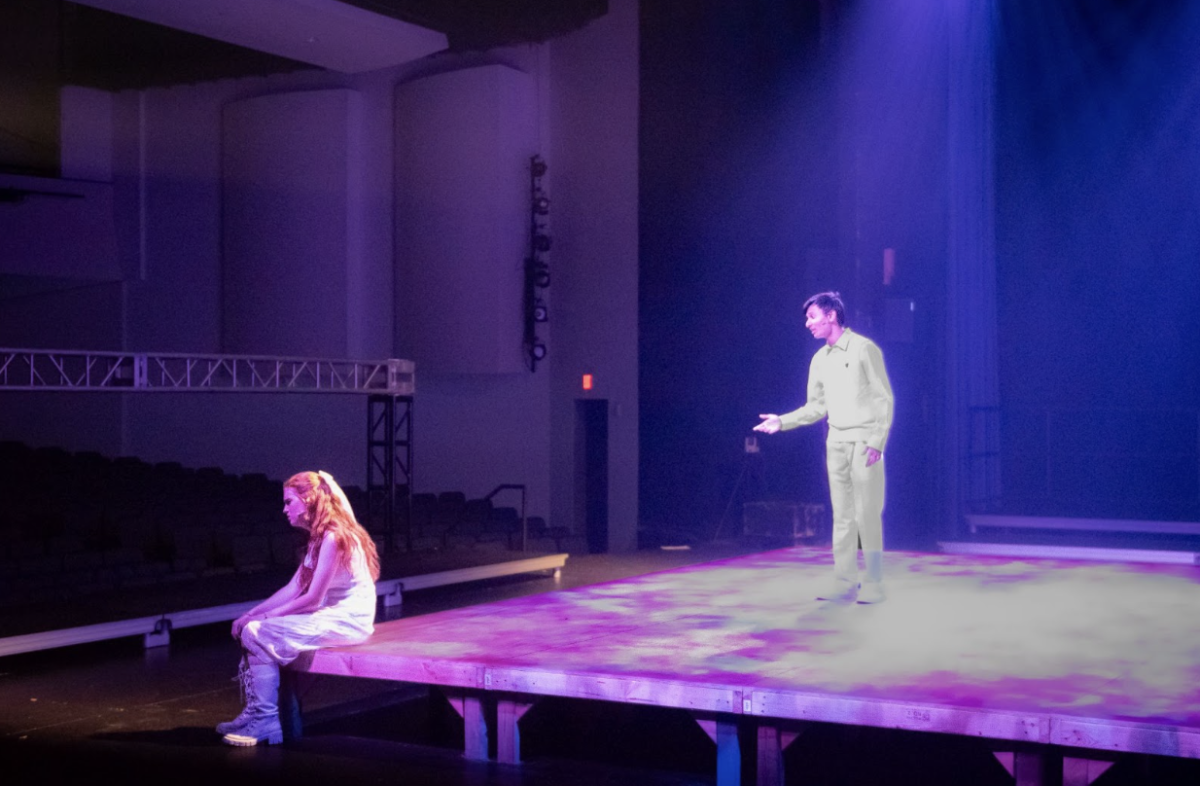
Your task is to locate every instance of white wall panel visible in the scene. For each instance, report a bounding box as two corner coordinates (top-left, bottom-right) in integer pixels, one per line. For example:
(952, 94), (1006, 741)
(394, 65), (536, 375)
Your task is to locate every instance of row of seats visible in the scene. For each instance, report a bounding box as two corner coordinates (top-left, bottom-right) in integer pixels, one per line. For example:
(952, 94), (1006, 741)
(0, 442), (296, 606)
(0, 442), (570, 608)
(406, 491), (565, 550)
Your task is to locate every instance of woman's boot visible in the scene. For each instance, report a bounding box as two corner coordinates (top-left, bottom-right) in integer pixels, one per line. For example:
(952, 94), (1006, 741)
(222, 662), (283, 746)
(215, 656), (253, 735)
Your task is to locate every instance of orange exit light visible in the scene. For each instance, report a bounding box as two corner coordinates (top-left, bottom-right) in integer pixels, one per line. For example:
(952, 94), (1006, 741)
(582, 374), (593, 390)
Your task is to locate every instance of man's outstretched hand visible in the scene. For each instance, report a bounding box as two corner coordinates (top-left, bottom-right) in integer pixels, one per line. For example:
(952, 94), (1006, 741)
(754, 414), (781, 434)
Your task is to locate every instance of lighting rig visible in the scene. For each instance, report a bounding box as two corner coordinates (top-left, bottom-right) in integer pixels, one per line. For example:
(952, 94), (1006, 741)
(524, 154), (550, 371)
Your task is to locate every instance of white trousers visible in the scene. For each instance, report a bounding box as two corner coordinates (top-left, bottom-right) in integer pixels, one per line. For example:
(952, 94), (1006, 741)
(825, 440), (885, 581)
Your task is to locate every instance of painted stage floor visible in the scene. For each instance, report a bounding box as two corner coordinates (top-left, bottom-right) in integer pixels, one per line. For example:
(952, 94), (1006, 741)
(308, 547), (1200, 763)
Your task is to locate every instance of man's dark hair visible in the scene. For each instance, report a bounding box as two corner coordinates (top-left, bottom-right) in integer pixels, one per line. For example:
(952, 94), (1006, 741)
(803, 291), (846, 326)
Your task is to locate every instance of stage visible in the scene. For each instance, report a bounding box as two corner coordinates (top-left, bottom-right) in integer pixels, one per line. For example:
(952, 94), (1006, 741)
(299, 547), (1200, 785)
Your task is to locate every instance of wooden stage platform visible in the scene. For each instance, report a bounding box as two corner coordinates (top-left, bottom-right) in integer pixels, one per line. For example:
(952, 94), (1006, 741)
(296, 547), (1200, 785)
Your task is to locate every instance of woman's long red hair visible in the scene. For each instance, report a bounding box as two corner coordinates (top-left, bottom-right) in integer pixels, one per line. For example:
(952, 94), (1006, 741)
(285, 470), (380, 584)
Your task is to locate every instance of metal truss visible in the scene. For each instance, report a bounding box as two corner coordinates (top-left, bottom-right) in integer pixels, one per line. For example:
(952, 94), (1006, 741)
(367, 394), (414, 550)
(0, 348), (414, 395)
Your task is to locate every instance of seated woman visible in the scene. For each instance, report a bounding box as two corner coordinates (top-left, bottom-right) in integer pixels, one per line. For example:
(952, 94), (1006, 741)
(218, 470), (380, 746)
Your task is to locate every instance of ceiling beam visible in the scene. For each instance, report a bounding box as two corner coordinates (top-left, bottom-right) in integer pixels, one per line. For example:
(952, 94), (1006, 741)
(69, 0), (447, 73)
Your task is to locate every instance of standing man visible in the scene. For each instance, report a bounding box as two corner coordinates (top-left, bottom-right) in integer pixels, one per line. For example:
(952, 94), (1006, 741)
(754, 291), (894, 604)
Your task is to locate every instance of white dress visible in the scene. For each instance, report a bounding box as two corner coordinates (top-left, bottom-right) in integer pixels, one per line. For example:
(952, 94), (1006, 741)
(240, 535), (376, 666)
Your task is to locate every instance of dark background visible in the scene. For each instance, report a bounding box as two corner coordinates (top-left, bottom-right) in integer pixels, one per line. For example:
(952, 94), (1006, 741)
(2, 0), (1198, 547)
(638, 0), (1200, 547)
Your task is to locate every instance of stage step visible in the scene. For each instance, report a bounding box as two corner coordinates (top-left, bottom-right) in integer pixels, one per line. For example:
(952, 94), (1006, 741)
(939, 540), (1200, 565)
(965, 514), (1200, 536)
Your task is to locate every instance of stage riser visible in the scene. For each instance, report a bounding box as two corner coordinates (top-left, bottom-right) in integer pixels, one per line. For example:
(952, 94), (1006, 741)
(295, 547), (1200, 784)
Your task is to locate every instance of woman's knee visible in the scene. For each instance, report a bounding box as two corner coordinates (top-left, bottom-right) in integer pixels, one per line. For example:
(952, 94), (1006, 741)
(239, 623), (261, 650)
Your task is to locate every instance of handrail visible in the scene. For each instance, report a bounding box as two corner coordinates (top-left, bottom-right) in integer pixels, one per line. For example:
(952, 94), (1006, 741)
(485, 484), (527, 551)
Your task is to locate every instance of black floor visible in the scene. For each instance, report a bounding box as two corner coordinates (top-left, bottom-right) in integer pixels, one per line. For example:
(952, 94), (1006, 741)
(2, 544), (1197, 786)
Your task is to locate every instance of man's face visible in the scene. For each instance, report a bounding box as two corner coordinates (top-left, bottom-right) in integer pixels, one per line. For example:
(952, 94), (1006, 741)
(805, 304), (837, 341)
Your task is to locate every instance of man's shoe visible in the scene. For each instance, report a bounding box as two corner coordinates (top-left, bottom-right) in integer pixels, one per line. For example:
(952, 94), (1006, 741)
(856, 581), (886, 604)
(816, 578), (857, 602)
(857, 551), (885, 604)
